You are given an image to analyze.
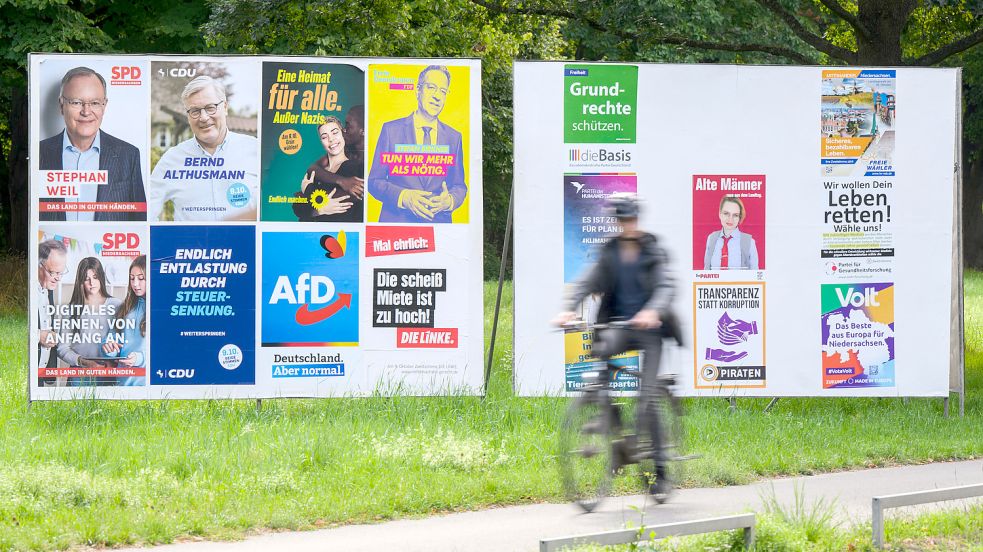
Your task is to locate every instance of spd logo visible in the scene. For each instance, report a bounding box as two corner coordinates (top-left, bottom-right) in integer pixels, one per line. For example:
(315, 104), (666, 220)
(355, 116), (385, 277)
(111, 66), (142, 86)
(262, 231), (359, 346)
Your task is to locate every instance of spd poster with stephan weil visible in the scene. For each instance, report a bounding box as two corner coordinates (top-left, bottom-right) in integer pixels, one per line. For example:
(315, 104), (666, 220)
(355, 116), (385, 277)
(27, 54), (483, 401)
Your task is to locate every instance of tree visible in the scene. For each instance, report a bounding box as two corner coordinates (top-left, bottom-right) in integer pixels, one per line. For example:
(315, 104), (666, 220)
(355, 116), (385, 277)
(206, 0), (568, 277)
(0, 1), (210, 252)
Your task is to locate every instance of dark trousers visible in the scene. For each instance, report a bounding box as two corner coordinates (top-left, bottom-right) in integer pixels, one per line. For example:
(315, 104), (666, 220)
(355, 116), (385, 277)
(593, 328), (667, 472)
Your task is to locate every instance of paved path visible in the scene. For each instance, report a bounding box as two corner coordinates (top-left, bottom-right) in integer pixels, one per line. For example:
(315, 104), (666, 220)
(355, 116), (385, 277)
(116, 460), (982, 551)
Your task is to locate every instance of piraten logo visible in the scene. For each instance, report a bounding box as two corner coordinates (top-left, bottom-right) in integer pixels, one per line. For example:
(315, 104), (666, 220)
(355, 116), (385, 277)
(268, 232), (352, 325)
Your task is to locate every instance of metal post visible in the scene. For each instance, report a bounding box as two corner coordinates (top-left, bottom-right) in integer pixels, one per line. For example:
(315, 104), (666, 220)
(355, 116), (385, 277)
(743, 524), (755, 549)
(764, 398), (779, 412)
(729, 397), (736, 413)
(872, 497), (884, 548)
(944, 397), (949, 418)
(484, 183), (514, 397)
(256, 398), (262, 412)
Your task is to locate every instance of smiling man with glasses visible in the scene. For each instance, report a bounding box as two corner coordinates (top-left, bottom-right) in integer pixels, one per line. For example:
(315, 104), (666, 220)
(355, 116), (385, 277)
(38, 66), (146, 221)
(368, 65), (468, 223)
(149, 75), (259, 221)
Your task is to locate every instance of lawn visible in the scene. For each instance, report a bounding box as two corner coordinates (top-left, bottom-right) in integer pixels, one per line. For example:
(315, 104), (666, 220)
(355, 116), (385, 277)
(0, 258), (979, 550)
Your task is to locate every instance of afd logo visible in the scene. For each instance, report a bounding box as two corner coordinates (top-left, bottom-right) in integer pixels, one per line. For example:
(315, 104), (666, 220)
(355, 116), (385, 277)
(269, 272), (352, 325)
(835, 286), (881, 307)
(568, 148), (631, 163)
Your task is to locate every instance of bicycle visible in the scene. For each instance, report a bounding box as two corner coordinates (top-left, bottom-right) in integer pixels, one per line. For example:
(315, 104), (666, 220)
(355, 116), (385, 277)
(558, 321), (692, 513)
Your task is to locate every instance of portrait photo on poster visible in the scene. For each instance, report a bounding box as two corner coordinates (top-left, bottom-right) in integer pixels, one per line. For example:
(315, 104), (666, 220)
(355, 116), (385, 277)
(35, 58), (149, 221)
(366, 64), (470, 224)
(692, 174), (766, 272)
(148, 60), (260, 222)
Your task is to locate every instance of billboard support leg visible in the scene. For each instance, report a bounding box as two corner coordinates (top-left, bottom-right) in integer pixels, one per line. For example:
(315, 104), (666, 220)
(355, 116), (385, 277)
(729, 397), (736, 413)
(764, 398), (779, 412)
(943, 396), (949, 418)
(256, 399), (262, 412)
(484, 183), (515, 398)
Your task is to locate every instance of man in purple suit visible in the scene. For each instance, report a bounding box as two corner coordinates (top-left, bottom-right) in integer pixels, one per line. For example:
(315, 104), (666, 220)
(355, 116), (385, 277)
(368, 65), (467, 223)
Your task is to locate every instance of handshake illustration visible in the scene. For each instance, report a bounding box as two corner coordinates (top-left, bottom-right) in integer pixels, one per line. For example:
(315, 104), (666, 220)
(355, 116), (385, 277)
(705, 312), (758, 363)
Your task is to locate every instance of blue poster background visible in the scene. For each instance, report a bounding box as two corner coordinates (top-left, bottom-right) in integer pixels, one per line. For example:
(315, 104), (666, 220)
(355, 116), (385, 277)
(150, 226), (256, 385)
(262, 231), (359, 346)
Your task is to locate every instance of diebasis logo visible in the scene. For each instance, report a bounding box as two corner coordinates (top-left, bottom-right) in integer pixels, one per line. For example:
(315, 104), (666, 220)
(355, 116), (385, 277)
(567, 147), (632, 165)
(263, 231), (359, 347)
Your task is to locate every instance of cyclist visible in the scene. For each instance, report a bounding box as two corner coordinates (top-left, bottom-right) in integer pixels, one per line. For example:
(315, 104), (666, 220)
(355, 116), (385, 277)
(553, 192), (680, 499)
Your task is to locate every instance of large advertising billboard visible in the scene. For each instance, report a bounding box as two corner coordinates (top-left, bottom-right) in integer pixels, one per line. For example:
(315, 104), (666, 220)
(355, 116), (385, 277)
(513, 62), (958, 398)
(28, 54), (483, 401)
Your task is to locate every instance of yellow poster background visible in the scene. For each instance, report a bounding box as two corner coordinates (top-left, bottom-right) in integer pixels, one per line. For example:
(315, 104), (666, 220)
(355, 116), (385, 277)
(366, 64), (471, 224)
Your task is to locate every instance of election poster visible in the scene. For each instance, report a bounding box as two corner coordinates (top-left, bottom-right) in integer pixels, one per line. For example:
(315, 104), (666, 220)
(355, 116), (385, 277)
(564, 328), (639, 392)
(35, 225), (149, 387)
(513, 62), (956, 398)
(693, 282), (766, 389)
(34, 57), (150, 222)
(692, 175), (766, 272)
(260, 61), (365, 222)
(563, 64), (638, 144)
(366, 64), (471, 224)
(821, 283), (895, 389)
(148, 59), (260, 222)
(150, 225), (255, 386)
(563, 173), (636, 282)
(821, 69), (896, 177)
(821, 179), (895, 273)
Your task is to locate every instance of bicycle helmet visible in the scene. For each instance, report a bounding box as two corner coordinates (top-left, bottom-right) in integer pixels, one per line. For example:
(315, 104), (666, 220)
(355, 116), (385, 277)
(607, 192), (641, 219)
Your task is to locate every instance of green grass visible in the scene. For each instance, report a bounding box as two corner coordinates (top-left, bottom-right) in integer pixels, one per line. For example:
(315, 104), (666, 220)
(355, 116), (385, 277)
(1, 258), (981, 550)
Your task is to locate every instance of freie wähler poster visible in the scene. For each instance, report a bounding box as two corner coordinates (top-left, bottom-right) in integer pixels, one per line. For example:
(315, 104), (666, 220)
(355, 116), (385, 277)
(821, 282), (895, 389)
(563, 173), (636, 282)
(821, 69), (896, 177)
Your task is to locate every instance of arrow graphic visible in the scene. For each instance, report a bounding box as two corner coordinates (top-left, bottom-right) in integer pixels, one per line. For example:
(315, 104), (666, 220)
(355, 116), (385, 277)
(294, 293), (352, 325)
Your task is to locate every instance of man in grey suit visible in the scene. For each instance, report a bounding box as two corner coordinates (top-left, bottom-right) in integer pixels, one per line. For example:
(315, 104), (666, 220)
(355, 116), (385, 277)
(39, 66), (146, 221)
(368, 65), (467, 223)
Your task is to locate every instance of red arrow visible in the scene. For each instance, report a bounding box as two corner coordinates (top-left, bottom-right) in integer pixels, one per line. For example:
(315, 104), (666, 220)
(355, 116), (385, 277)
(294, 293), (352, 325)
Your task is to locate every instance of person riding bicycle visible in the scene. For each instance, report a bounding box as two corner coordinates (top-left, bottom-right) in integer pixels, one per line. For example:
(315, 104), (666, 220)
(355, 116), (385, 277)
(554, 192), (681, 499)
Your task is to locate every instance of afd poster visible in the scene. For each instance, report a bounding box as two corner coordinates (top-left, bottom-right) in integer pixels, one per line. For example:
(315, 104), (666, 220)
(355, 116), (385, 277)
(366, 64), (471, 224)
(29, 54), (483, 401)
(513, 62), (956, 398)
(260, 62), (365, 222)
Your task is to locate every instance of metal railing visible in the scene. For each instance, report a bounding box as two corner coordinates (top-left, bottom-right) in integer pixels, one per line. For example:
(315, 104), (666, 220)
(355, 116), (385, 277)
(539, 513), (755, 552)
(872, 483), (983, 548)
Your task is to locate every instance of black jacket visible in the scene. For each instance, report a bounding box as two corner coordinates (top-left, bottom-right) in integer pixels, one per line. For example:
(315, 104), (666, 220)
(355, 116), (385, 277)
(565, 232), (683, 344)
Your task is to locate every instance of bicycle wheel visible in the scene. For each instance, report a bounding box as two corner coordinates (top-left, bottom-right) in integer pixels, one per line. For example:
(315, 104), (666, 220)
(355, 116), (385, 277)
(558, 388), (615, 512)
(640, 384), (686, 504)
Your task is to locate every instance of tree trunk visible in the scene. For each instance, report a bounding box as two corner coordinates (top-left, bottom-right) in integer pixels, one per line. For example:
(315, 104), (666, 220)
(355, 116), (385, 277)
(8, 87), (28, 254)
(962, 140), (983, 267)
(856, 0), (916, 65)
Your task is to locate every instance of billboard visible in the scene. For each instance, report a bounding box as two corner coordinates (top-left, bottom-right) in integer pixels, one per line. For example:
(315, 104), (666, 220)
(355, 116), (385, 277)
(28, 54), (483, 400)
(513, 62), (958, 398)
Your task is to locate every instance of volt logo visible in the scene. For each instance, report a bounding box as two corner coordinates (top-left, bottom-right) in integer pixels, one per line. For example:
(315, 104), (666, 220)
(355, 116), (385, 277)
(835, 286), (880, 307)
(268, 272), (352, 325)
